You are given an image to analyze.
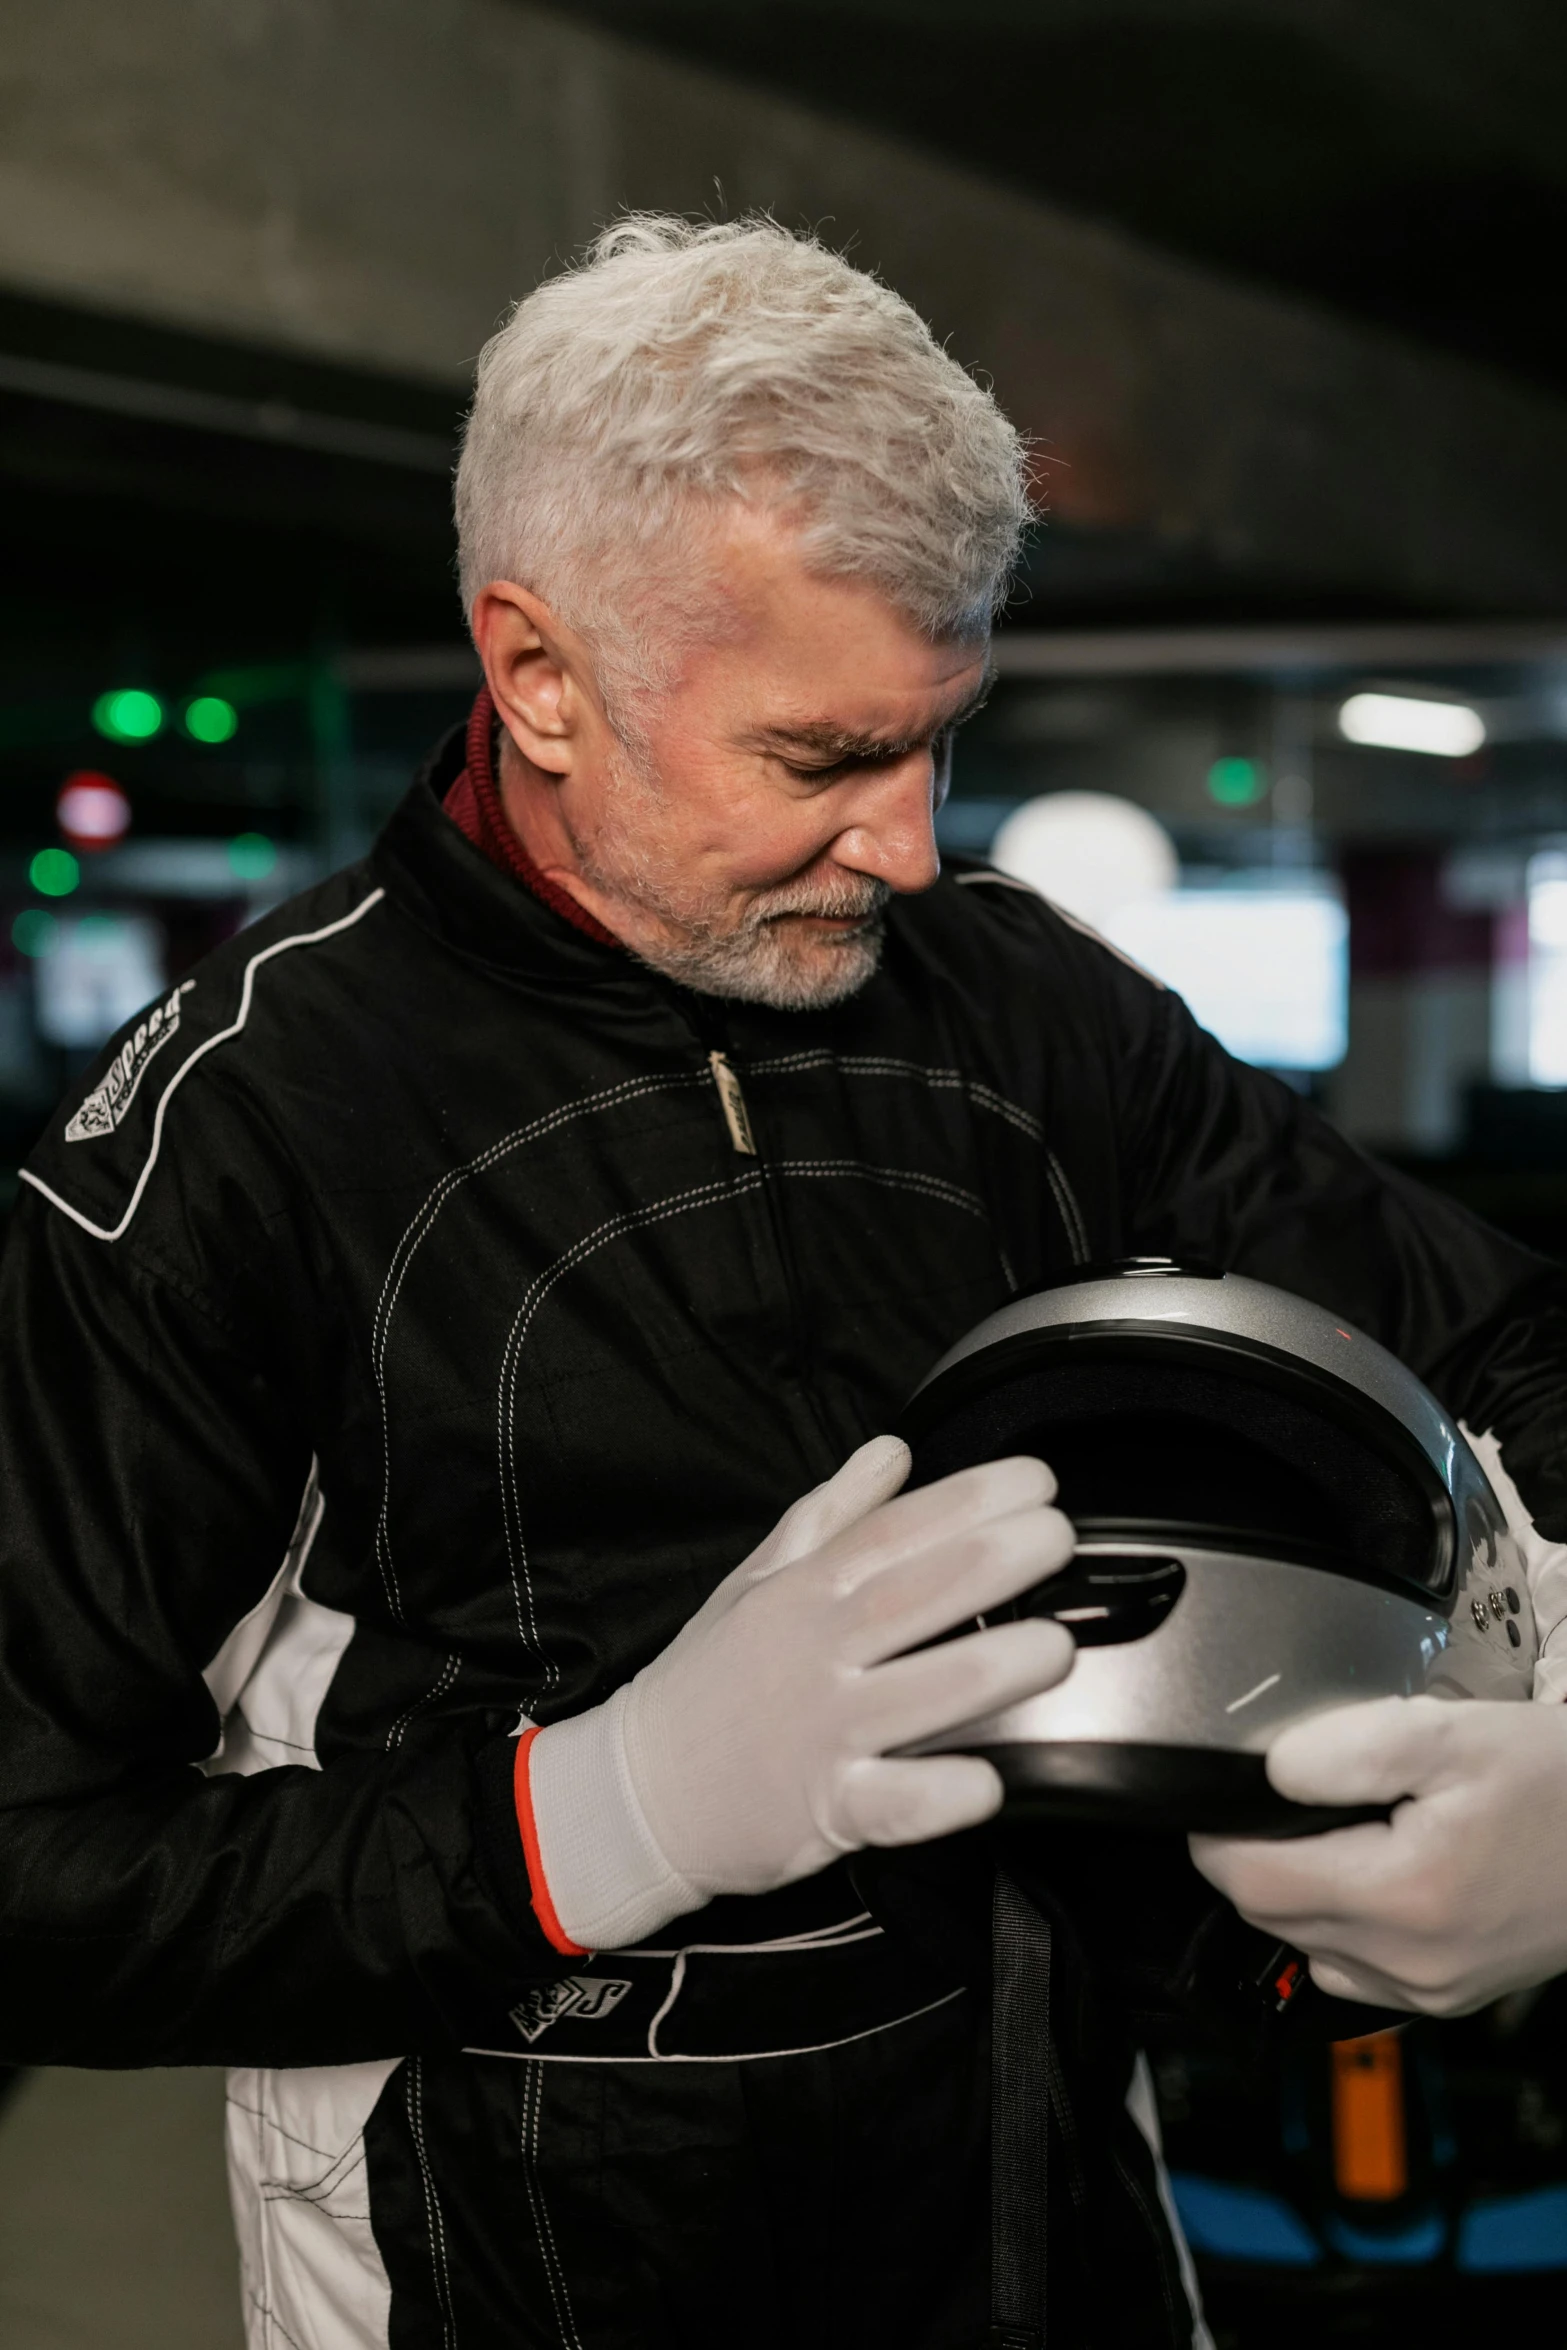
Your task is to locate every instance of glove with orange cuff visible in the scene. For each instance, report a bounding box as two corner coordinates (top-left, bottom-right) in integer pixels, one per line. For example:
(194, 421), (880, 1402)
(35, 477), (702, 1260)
(514, 1437), (1076, 1953)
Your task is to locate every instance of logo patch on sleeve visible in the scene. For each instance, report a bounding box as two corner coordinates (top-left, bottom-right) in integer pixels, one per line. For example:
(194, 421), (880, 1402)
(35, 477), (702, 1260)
(65, 983), (196, 1142)
(509, 1975), (633, 2044)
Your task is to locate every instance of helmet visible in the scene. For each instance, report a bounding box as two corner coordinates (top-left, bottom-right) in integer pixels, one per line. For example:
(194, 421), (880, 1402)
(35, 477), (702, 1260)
(900, 1260), (1538, 1836)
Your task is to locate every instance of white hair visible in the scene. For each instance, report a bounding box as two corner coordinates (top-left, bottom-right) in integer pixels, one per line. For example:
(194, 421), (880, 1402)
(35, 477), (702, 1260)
(455, 214), (1033, 716)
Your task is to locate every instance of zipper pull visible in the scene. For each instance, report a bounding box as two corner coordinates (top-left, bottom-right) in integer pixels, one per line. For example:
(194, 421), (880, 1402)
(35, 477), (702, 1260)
(708, 1050), (758, 1157)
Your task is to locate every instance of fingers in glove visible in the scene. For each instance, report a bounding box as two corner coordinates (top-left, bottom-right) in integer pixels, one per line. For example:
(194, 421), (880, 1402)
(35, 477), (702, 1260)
(841, 1498), (1075, 1663)
(1306, 1951), (1421, 2014)
(831, 1752), (1006, 1849)
(1264, 1694), (1451, 1810)
(1191, 1695), (1501, 1913)
(855, 1615), (1075, 1752)
(740, 1435), (913, 1587)
(1188, 1698), (1455, 1924)
(1194, 1785), (1507, 2013)
(818, 1455), (1059, 1598)
(1189, 1816), (1400, 1929)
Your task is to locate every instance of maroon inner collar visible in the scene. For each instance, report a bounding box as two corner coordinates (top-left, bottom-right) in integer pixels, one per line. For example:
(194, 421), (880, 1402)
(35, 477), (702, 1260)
(443, 687), (622, 950)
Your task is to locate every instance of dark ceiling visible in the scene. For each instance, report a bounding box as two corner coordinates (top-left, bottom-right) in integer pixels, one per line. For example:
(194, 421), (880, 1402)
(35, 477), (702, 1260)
(555, 0), (1567, 397)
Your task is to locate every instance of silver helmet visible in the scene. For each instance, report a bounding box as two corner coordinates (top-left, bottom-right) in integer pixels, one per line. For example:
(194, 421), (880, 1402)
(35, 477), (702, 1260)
(901, 1260), (1537, 1835)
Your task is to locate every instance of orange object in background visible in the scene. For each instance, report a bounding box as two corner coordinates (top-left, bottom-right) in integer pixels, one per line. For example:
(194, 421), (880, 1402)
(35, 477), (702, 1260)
(1331, 2032), (1408, 2201)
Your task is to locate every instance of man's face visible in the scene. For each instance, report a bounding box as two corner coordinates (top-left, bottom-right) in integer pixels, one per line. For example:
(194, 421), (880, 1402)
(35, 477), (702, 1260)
(478, 506), (991, 1009)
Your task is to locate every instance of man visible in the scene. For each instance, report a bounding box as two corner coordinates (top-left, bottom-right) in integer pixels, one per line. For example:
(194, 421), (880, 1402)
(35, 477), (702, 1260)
(3, 213), (1567, 2350)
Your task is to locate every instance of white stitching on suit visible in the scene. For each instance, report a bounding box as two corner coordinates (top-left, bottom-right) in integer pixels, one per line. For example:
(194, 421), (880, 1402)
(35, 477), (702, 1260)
(630, 1909), (878, 1957)
(649, 1929), (885, 1958)
(496, 1169), (766, 1679)
(641, 1929), (884, 2055)
(646, 1950), (688, 2055)
(743, 1049), (1090, 1265)
(382, 1048), (1082, 1647)
(407, 2059), (458, 2349)
(385, 1652), (462, 1752)
(521, 2065), (584, 2350)
(493, 1155), (1001, 1684)
(370, 1070), (707, 1623)
(19, 890), (387, 1244)
(770, 1156), (989, 1222)
(463, 1987), (969, 2067)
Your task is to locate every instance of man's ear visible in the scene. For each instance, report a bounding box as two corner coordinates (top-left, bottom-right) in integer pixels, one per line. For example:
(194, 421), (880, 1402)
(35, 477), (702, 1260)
(470, 582), (581, 777)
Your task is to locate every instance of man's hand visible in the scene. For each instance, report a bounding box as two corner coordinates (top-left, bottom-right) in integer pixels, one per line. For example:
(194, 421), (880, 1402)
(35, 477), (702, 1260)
(524, 1436), (1075, 1950)
(1191, 1695), (1567, 2015)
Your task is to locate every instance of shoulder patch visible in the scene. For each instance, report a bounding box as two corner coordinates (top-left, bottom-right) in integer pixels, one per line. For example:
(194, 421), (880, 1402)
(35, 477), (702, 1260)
(65, 981), (197, 1141)
(22, 884), (386, 1243)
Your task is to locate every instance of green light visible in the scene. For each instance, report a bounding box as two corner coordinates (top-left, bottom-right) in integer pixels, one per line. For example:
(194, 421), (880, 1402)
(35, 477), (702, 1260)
(92, 687), (165, 744)
(227, 832), (277, 883)
(11, 908), (58, 957)
(30, 846), (81, 897)
(185, 694), (239, 745)
(1207, 756), (1267, 808)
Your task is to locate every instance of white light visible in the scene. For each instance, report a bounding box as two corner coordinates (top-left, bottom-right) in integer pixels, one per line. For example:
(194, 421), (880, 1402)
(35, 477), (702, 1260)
(1106, 888), (1348, 1070)
(1338, 692), (1485, 758)
(56, 773), (131, 848)
(990, 792), (1177, 929)
(1530, 877), (1567, 952)
(1526, 856), (1567, 1084)
(33, 915), (165, 1050)
(1530, 960), (1567, 1086)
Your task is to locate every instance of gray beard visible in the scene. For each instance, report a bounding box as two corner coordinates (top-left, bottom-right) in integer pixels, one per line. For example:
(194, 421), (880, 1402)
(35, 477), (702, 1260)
(573, 794), (892, 1009)
(623, 886), (890, 1009)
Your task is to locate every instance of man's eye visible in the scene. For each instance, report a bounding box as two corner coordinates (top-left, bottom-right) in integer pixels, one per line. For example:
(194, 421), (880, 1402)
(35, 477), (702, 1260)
(783, 759), (849, 783)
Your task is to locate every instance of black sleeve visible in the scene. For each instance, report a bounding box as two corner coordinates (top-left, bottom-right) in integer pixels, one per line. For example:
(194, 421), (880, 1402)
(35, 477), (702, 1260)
(1100, 951), (1567, 1536)
(0, 1190), (556, 2067)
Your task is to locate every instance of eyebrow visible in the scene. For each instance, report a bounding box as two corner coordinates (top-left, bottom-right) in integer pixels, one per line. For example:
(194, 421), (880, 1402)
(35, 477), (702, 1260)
(746, 669), (994, 764)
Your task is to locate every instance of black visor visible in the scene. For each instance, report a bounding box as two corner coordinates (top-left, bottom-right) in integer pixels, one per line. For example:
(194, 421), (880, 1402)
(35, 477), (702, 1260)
(902, 1330), (1453, 1598)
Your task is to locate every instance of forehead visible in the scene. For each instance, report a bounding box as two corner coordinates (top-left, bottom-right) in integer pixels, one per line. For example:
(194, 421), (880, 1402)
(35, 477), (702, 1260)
(680, 504), (990, 734)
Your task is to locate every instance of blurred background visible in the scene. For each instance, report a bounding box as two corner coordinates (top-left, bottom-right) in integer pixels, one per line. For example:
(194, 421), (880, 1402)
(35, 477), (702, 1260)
(5, 2), (1567, 2343)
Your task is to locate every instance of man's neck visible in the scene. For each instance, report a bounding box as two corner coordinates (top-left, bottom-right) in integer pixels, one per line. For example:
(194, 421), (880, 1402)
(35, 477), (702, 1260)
(447, 691), (621, 949)
(494, 729), (625, 941)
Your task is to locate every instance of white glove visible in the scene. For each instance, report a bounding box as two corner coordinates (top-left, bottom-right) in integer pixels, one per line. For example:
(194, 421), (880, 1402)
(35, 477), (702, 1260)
(523, 1436), (1075, 1950)
(1191, 1694), (1567, 2015)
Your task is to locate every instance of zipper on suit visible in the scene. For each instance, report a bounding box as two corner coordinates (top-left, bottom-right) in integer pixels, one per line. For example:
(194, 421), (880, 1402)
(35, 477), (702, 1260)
(708, 1050), (757, 1156)
(676, 998), (836, 1455)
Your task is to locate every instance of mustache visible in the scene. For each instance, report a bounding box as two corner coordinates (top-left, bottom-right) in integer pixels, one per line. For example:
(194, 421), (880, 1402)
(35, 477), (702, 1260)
(747, 872), (893, 928)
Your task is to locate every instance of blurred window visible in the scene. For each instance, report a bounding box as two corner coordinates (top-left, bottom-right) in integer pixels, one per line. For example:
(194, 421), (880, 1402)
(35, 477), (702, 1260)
(1106, 886), (1348, 1072)
(32, 914), (166, 1051)
(1528, 854), (1567, 1087)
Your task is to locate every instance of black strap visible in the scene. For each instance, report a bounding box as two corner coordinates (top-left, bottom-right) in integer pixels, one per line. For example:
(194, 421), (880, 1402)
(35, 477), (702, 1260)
(989, 1871), (1053, 2350)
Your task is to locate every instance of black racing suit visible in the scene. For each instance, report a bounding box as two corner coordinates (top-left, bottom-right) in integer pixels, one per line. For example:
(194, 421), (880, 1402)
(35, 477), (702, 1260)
(4, 713), (1567, 2350)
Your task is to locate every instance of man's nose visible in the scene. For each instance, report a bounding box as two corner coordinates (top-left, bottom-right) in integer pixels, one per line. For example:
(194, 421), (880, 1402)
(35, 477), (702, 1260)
(829, 752), (942, 896)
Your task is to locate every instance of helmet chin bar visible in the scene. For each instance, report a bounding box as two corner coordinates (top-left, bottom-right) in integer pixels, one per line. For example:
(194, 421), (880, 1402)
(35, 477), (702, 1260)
(980, 1741), (1388, 1840)
(899, 1264), (1536, 1836)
